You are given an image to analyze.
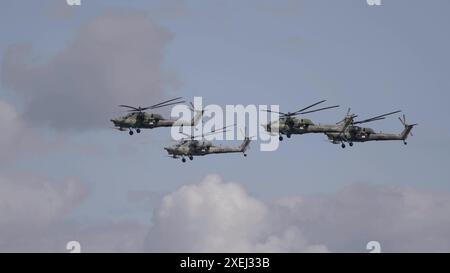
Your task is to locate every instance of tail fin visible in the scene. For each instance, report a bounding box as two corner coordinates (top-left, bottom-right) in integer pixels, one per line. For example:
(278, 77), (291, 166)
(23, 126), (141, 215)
(189, 102), (204, 126)
(240, 137), (251, 153)
(398, 115), (417, 143)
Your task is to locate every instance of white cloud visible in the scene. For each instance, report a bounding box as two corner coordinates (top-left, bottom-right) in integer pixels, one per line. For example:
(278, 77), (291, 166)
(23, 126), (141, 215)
(1, 173), (450, 252)
(145, 175), (328, 252)
(145, 175), (450, 252)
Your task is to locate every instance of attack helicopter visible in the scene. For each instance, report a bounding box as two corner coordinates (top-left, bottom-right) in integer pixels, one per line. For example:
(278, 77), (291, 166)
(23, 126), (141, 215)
(164, 125), (251, 163)
(325, 109), (416, 148)
(110, 97), (203, 135)
(262, 100), (340, 141)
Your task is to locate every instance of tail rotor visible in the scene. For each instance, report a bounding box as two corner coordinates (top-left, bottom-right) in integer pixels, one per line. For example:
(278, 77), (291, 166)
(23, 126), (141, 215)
(398, 114), (416, 137)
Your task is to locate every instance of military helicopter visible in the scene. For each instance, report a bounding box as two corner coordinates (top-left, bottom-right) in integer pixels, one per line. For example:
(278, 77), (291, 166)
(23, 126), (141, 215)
(164, 125), (251, 163)
(110, 97), (203, 135)
(262, 100), (340, 141)
(325, 109), (417, 148)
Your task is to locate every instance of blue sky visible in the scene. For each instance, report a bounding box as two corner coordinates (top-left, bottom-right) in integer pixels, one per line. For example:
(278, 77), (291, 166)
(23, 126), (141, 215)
(1, 0), (450, 251)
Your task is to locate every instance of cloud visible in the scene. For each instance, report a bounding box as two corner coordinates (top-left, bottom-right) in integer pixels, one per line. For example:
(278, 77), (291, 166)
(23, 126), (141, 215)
(0, 99), (46, 164)
(1, 173), (449, 252)
(280, 183), (450, 252)
(0, 173), (86, 228)
(0, 172), (146, 252)
(1, 11), (177, 131)
(145, 175), (450, 252)
(0, 173), (87, 250)
(145, 175), (328, 252)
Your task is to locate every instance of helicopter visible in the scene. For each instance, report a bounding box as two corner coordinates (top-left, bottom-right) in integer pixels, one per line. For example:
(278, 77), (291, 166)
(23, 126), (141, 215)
(325, 109), (417, 148)
(262, 100), (340, 141)
(164, 125), (251, 163)
(110, 97), (203, 135)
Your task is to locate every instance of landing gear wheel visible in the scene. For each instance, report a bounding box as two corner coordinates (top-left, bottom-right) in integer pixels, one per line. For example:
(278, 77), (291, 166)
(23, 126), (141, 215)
(279, 136), (283, 141)
(129, 130), (134, 136)
(349, 142), (353, 147)
(287, 134), (291, 138)
(243, 153), (247, 157)
(136, 129), (141, 133)
(182, 158), (186, 163)
(341, 143), (346, 149)
(189, 156), (193, 160)
(404, 141), (408, 145)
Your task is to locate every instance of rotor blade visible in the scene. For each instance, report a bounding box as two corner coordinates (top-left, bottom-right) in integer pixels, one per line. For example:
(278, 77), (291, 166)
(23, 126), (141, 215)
(364, 110), (402, 122)
(353, 117), (386, 125)
(188, 102), (195, 111)
(125, 109), (143, 113)
(293, 100), (326, 114)
(198, 124), (235, 138)
(353, 110), (401, 125)
(178, 132), (191, 137)
(147, 97), (184, 109)
(149, 100), (186, 110)
(296, 105), (340, 115)
(262, 109), (288, 116)
(118, 105), (140, 111)
(239, 128), (245, 138)
(211, 124), (236, 133)
(336, 119), (345, 125)
(195, 130), (230, 138)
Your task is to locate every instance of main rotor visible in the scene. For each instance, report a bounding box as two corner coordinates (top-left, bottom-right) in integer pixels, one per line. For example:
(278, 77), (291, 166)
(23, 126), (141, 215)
(118, 97), (185, 114)
(338, 108), (402, 126)
(179, 124), (235, 141)
(264, 100), (339, 119)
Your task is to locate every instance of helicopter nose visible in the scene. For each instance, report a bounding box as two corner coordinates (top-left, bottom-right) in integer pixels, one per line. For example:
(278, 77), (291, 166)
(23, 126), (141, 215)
(262, 123), (271, 132)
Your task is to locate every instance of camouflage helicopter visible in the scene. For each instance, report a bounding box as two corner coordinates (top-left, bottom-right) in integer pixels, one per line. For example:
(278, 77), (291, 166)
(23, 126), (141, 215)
(262, 100), (340, 141)
(325, 108), (417, 148)
(164, 125), (251, 163)
(110, 97), (203, 135)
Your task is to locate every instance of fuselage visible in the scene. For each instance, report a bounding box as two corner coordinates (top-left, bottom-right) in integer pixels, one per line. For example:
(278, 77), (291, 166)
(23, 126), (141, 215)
(265, 117), (343, 135)
(110, 111), (199, 130)
(164, 138), (250, 158)
(325, 125), (406, 143)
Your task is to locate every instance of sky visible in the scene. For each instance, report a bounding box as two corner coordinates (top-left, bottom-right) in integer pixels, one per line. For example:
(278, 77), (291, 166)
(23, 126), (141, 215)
(1, 0), (450, 252)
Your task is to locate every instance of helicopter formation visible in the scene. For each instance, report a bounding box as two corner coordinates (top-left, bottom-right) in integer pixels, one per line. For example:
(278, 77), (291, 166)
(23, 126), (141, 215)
(110, 98), (417, 162)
